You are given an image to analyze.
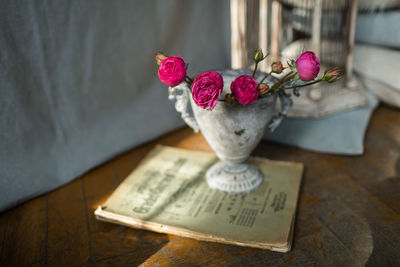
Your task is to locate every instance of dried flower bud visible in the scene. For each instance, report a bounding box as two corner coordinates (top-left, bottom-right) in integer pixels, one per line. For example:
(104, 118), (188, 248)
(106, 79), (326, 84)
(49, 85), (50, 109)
(224, 93), (236, 105)
(323, 69), (342, 83)
(258, 83), (270, 96)
(253, 48), (264, 63)
(271, 61), (283, 74)
(155, 52), (167, 66)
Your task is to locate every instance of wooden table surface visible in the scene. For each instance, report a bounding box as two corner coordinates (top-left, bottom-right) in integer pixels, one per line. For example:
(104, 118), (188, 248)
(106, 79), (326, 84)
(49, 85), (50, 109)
(1, 105), (400, 266)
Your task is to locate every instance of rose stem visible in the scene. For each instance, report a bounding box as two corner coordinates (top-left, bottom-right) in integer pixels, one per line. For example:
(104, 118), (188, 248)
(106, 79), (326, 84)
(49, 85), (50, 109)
(185, 79), (193, 89)
(186, 75), (194, 83)
(259, 71), (272, 84)
(280, 71), (295, 81)
(276, 79), (322, 90)
(252, 62), (258, 78)
(270, 71), (295, 90)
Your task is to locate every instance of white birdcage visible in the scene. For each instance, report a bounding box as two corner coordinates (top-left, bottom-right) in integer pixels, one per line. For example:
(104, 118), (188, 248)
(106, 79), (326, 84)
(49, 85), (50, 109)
(231, 0), (368, 118)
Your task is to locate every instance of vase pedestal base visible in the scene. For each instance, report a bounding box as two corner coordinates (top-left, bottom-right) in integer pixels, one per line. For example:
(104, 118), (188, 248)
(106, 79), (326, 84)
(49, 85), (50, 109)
(205, 161), (263, 193)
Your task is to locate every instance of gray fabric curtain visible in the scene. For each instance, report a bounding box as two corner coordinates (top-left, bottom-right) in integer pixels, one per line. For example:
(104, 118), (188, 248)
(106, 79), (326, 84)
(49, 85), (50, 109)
(0, 0), (231, 211)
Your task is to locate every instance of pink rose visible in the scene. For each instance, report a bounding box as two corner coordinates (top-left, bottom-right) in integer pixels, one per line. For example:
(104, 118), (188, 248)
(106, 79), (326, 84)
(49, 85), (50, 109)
(158, 56), (187, 87)
(296, 51), (320, 81)
(230, 75), (259, 104)
(191, 71), (223, 110)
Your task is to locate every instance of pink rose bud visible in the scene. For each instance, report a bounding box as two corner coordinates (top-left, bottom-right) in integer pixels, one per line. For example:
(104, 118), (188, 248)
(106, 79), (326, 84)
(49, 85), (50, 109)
(323, 69), (342, 83)
(253, 48), (264, 63)
(231, 75), (259, 105)
(191, 71), (224, 110)
(155, 52), (167, 66)
(296, 51), (320, 81)
(258, 83), (270, 95)
(224, 93), (236, 105)
(271, 61), (283, 74)
(158, 55), (187, 87)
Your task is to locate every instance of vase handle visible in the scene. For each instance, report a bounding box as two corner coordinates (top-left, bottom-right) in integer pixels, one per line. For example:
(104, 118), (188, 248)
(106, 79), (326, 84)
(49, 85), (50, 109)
(168, 83), (200, 133)
(268, 90), (293, 132)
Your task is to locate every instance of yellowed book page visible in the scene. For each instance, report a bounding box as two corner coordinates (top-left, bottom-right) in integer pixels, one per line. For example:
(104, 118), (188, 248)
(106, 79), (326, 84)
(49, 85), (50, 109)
(96, 145), (303, 251)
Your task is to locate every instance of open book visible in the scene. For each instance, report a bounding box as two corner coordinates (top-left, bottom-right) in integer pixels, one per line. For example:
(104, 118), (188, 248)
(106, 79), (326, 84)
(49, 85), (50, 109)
(95, 146), (303, 252)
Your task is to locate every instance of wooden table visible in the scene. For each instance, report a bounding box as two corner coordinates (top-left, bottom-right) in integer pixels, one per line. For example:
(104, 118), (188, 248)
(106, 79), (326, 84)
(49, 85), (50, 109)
(1, 105), (400, 266)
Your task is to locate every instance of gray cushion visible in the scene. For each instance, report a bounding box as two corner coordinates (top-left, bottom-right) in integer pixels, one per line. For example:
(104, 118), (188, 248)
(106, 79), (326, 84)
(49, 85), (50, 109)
(263, 91), (378, 155)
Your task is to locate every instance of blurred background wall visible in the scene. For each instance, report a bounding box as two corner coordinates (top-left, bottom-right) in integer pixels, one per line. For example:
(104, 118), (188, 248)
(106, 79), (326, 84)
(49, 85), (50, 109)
(0, 0), (230, 211)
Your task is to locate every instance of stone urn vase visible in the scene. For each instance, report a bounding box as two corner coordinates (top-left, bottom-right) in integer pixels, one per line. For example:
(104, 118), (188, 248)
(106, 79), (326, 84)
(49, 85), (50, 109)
(169, 70), (292, 193)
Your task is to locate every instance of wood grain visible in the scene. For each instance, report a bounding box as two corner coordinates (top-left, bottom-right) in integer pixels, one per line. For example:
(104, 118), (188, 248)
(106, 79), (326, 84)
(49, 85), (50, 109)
(0, 211), (8, 265)
(47, 179), (90, 266)
(0, 196), (47, 266)
(0, 105), (399, 266)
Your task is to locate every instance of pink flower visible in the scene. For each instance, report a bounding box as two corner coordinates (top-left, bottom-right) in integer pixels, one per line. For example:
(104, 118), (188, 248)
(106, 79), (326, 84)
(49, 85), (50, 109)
(158, 56), (187, 87)
(191, 71), (223, 110)
(230, 75), (259, 104)
(296, 51), (320, 81)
